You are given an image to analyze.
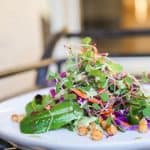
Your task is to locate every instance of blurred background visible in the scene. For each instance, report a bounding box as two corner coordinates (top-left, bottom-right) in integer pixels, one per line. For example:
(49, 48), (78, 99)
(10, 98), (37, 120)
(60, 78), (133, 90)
(0, 0), (150, 100)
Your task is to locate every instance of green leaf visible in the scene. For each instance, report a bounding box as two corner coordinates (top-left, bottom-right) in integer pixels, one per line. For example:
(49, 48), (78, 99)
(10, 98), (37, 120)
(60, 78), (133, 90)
(82, 37), (92, 45)
(127, 115), (140, 125)
(108, 62), (123, 73)
(20, 101), (83, 133)
(64, 80), (73, 89)
(124, 76), (133, 86)
(63, 76), (73, 89)
(89, 70), (101, 77)
(85, 64), (93, 72)
(108, 85), (115, 93)
(82, 104), (90, 110)
(25, 102), (34, 115)
(66, 58), (76, 72)
(143, 106), (150, 117)
(106, 117), (112, 126)
(48, 71), (58, 80)
(89, 70), (107, 88)
(118, 80), (126, 89)
(56, 83), (61, 93)
(95, 60), (103, 69)
(127, 107), (141, 125)
(86, 88), (97, 98)
(115, 88), (128, 96)
(92, 103), (100, 110)
(80, 50), (94, 62)
(116, 125), (125, 132)
(128, 98), (147, 108)
(42, 95), (51, 106)
(64, 93), (77, 101)
(65, 122), (75, 131)
(97, 79), (108, 88)
(42, 95), (55, 107)
(26, 99), (44, 115)
(100, 93), (109, 102)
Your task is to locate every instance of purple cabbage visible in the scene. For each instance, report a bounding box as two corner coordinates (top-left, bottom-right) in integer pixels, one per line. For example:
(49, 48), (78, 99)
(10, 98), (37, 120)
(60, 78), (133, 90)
(60, 72), (67, 78)
(47, 79), (57, 87)
(114, 118), (150, 131)
(114, 110), (128, 122)
(114, 118), (130, 130)
(77, 97), (87, 106)
(59, 96), (64, 103)
(50, 89), (56, 98)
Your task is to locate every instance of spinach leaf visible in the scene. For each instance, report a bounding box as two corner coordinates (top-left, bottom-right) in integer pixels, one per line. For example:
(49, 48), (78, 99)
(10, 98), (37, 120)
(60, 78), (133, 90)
(25, 101), (43, 116)
(20, 101), (83, 134)
(127, 115), (140, 125)
(143, 106), (150, 117)
(127, 107), (141, 125)
(25, 95), (54, 115)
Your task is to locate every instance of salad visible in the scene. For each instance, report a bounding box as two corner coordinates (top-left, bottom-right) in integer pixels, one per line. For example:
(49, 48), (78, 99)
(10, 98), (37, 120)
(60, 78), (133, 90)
(13, 38), (150, 141)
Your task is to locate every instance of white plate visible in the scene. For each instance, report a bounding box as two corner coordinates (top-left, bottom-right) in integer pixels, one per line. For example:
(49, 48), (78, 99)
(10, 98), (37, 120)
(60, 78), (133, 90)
(0, 86), (150, 150)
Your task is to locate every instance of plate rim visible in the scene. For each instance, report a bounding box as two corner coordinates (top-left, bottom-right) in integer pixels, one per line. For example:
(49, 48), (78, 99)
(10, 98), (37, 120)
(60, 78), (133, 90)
(0, 87), (150, 149)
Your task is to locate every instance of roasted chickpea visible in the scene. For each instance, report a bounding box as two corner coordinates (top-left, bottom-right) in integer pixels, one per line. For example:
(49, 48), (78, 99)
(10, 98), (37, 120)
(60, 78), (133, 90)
(78, 126), (89, 136)
(99, 118), (107, 129)
(88, 122), (96, 130)
(11, 114), (24, 123)
(91, 129), (103, 141)
(138, 118), (148, 133)
(106, 124), (117, 136)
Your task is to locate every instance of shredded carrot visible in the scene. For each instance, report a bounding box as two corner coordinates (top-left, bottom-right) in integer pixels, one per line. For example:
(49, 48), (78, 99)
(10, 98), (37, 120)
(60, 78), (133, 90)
(100, 106), (113, 116)
(71, 88), (103, 106)
(98, 88), (105, 94)
(120, 120), (130, 128)
(88, 98), (103, 106)
(71, 88), (87, 99)
(113, 116), (131, 128)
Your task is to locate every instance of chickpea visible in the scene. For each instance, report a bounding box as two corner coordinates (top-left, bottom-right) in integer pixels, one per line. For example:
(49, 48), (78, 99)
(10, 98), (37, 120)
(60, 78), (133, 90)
(11, 114), (24, 123)
(106, 124), (117, 136)
(88, 122), (96, 130)
(11, 114), (19, 122)
(138, 118), (148, 133)
(99, 118), (107, 129)
(91, 129), (103, 141)
(78, 126), (89, 136)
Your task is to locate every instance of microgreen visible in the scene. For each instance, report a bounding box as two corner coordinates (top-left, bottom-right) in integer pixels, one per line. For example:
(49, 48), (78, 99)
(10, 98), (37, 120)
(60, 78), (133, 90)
(92, 103), (101, 110)
(108, 62), (123, 73)
(100, 93), (109, 102)
(82, 37), (92, 45)
(105, 116), (112, 126)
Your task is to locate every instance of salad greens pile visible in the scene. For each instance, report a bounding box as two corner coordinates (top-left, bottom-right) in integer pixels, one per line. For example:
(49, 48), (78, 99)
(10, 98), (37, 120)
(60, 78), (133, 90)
(20, 38), (150, 139)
